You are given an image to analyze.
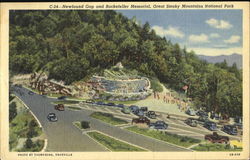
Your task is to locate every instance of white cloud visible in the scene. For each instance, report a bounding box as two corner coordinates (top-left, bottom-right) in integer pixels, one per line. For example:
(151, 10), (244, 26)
(152, 25), (184, 38)
(224, 35), (241, 44)
(206, 18), (232, 29)
(187, 47), (242, 56)
(188, 34), (210, 43)
(210, 33), (220, 38)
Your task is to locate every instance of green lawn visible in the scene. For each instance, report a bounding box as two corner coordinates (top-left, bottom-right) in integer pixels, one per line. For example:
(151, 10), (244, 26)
(68, 106), (82, 110)
(125, 126), (201, 148)
(52, 100), (79, 105)
(87, 131), (146, 151)
(90, 112), (128, 125)
(192, 143), (243, 151)
(73, 121), (82, 129)
(95, 99), (139, 105)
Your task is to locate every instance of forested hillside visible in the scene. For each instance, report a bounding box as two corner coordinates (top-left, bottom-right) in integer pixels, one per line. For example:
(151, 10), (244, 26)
(9, 10), (242, 117)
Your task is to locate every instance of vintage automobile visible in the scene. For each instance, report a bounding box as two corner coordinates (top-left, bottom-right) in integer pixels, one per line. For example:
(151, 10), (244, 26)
(149, 121), (168, 130)
(196, 110), (208, 117)
(47, 113), (58, 122)
(204, 121), (217, 131)
(146, 111), (157, 119)
(197, 116), (210, 125)
(28, 91), (35, 95)
(106, 102), (115, 106)
(132, 117), (150, 125)
(184, 118), (198, 127)
(54, 104), (65, 111)
(134, 109), (144, 117)
(185, 108), (196, 116)
(96, 101), (106, 105)
(57, 96), (67, 100)
(129, 105), (139, 113)
(116, 104), (125, 108)
(205, 132), (229, 144)
(221, 125), (238, 135)
(140, 107), (148, 112)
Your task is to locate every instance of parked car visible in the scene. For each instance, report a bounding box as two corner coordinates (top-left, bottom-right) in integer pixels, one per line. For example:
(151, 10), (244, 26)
(211, 113), (220, 120)
(234, 116), (242, 124)
(196, 110), (208, 117)
(197, 116), (209, 125)
(28, 91), (34, 95)
(186, 108), (196, 116)
(47, 113), (58, 122)
(57, 96), (67, 100)
(132, 117), (150, 125)
(234, 123), (243, 130)
(121, 107), (131, 114)
(222, 125), (238, 135)
(140, 107), (148, 112)
(129, 105), (139, 113)
(205, 132), (229, 144)
(204, 121), (217, 131)
(54, 104), (65, 111)
(96, 101), (106, 105)
(185, 118), (198, 127)
(146, 111), (157, 119)
(116, 104), (125, 108)
(106, 102), (115, 106)
(149, 121), (168, 130)
(134, 109), (144, 117)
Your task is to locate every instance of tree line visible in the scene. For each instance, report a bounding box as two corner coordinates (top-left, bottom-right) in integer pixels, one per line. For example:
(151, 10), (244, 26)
(9, 10), (242, 117)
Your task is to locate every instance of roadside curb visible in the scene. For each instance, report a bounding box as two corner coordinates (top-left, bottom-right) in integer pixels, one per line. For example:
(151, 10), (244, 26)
(41, 139), (48, 152)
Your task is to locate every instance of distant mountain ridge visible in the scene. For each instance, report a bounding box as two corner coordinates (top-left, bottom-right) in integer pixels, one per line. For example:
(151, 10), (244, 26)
(198, 53), (242, 69)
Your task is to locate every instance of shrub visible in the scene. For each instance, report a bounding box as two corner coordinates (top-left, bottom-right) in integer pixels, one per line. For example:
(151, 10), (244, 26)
(81, 121), (90, 129)
(29, 119), (38, 128)
(25, 138), (34, 149)
(150, 78), (163, 92)
(26, 127), (38, 138)
(9, 102), (17, 122)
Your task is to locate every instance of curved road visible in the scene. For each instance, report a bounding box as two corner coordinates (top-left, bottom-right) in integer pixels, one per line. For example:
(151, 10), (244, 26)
(13, 86), (191, 152)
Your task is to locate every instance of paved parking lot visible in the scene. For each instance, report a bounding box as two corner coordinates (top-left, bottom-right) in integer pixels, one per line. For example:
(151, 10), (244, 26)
(76, 103), (242, 141)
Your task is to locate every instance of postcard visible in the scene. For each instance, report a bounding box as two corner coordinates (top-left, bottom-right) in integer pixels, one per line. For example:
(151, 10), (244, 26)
(0, 1), (249, 160)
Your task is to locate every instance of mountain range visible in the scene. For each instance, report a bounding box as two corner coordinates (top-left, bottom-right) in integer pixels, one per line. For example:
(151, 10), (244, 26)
(198, 53), (242, 69)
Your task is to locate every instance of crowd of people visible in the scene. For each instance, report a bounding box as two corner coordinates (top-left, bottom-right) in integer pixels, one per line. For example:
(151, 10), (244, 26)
(153, 91), (189, 112)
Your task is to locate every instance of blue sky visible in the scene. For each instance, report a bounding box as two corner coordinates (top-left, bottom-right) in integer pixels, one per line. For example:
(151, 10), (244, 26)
(118, 10), (242, 56)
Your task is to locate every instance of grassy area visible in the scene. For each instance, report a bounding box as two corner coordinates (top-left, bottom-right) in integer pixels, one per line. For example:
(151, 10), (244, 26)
(95, 99), (139, 105)
(90, 112), (128, 125)
(87, 131), (146, 151)
(73, 121), (90, 130)
(126, 126), (201, 148)
(68, 106), (82, 110)
(73, 121), (82, 129)
(192, 143), (243, 151)
(52, 100), (79, 105)
(17, 139), (44, 152)
(150, 78), (163, 92)
(9, 97), (44, 151)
